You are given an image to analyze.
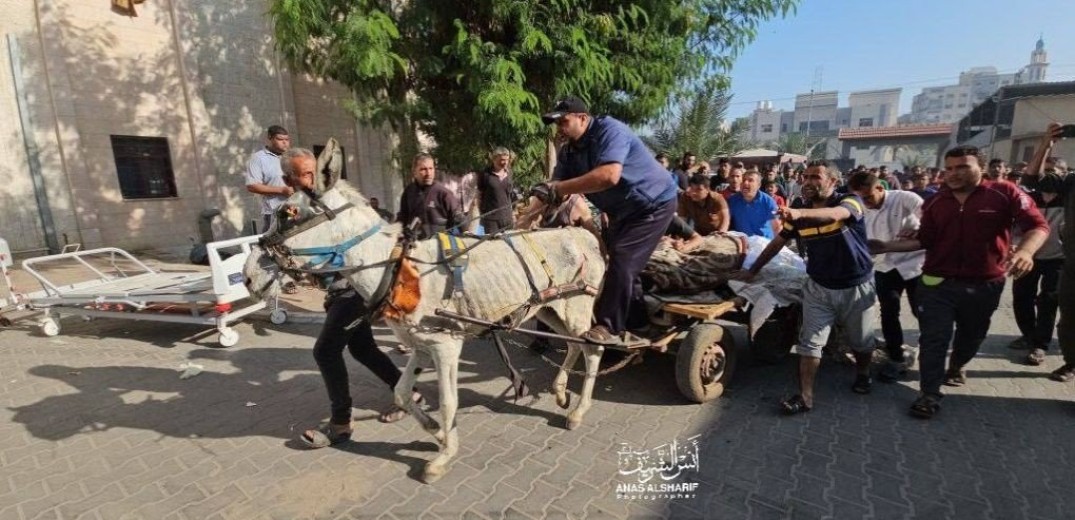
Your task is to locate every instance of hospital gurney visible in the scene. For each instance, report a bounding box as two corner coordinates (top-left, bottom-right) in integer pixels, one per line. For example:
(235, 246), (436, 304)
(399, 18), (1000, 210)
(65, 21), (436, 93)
(20, 236), (284, 347)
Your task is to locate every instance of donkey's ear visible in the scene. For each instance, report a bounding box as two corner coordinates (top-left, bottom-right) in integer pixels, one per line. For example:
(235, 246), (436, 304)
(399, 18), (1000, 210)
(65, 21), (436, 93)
(315, 138), (343, 192)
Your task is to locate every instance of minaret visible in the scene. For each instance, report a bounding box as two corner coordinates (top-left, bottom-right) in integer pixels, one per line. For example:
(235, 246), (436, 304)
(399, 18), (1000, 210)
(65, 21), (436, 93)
(1026, 35), (1048, 83)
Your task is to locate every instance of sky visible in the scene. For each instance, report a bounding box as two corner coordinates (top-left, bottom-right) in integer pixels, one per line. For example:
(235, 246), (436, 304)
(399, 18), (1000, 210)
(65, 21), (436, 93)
(726, 0), (1075, 120)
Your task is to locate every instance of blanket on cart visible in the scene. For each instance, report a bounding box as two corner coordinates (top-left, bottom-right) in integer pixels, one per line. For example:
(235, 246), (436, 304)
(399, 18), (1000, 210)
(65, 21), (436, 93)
(642, 233), (810, 335)
(641, 234), (747, 294)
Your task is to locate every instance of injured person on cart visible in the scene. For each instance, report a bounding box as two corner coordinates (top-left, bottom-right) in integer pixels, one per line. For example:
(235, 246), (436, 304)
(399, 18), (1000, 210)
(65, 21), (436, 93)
(641, 227), (808, 335)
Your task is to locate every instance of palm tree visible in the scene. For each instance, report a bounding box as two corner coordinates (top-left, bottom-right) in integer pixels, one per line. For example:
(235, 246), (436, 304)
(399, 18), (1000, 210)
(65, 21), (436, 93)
(894, 144), (936, 168)
(772, 133), (826, 160)
(642, 83), (746, 163)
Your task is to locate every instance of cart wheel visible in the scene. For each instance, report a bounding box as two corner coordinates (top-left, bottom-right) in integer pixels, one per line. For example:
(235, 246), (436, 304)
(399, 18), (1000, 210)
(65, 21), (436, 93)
(269, 309), (288, 325)
(675, 323), (736, 403)
(41, 318), (60, 337)
(218, 328), (240, 348)
(750, 304), (801, 364)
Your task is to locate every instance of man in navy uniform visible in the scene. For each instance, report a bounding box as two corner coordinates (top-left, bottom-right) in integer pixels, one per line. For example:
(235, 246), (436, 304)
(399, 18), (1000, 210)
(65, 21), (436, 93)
(530, 97), (677, 345)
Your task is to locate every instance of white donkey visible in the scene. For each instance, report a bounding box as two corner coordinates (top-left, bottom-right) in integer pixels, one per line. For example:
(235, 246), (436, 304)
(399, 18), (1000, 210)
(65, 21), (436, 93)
(244, 140), (607, 483)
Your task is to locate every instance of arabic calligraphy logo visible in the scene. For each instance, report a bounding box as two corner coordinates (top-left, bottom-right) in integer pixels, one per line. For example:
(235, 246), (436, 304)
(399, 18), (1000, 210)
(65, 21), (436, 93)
(615, 435), (701, 500)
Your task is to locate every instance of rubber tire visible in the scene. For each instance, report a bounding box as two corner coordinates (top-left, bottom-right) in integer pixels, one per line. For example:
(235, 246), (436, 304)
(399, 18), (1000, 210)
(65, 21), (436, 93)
(750, 304), (801, 364)
(41, 318), (60, 337)
(675, 323), (736, 403)
(218, 328), (239, 348)
(269, 309), (288, 325)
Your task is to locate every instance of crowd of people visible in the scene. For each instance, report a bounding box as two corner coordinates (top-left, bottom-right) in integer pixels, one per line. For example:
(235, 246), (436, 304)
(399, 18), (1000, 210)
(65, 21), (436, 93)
(245, 107), (1073, 445)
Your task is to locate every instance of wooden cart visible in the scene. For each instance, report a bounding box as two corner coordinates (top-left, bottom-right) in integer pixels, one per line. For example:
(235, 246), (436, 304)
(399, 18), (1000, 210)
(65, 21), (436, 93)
(613, 297), (800, 403)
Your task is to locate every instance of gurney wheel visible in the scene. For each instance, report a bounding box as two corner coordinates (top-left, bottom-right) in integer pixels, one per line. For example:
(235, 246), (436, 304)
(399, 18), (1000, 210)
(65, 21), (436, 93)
(269, 309), (288, 325)
(41, 318), (60, 337)
(218, 328), (239, 347)
(676, 323), (736, 403)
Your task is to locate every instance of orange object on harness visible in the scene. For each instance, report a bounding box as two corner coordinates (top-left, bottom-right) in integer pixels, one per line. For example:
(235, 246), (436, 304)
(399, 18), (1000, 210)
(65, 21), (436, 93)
(381, 256), (421, 321)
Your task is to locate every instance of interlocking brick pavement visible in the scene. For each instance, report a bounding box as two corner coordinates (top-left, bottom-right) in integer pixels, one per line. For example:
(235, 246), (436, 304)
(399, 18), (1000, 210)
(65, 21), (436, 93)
(0, 278), (1073, 519)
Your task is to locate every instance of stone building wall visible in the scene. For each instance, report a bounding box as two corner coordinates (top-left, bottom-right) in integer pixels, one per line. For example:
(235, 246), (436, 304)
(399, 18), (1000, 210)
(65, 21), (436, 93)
(0, 0), (395, 255)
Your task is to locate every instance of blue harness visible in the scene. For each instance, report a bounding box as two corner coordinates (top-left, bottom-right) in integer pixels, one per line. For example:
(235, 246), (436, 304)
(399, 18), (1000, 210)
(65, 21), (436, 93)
(290, 222), (383, 285)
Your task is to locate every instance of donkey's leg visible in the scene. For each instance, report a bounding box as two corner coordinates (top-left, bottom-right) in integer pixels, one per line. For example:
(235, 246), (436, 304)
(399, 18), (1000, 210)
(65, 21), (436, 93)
(560, 300), (605, 430)
(423, 339), (461, 484)
(539, 309), (581, 410)
(394, 344), (439, 433)
(567, 343), (604, 430)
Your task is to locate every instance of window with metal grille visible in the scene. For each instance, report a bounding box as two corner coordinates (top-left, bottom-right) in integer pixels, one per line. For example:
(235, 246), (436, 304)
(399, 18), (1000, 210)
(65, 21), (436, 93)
(110, 136), (178, 199)
(312, 144), (348, 180)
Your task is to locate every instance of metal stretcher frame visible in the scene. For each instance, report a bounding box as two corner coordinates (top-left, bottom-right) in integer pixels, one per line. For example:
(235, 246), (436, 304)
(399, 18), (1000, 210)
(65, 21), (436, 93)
(20, 235), (283, 347)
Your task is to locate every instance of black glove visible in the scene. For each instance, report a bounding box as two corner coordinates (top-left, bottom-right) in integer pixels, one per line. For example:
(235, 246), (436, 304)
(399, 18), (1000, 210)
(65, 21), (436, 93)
(529, 182), (560, 205)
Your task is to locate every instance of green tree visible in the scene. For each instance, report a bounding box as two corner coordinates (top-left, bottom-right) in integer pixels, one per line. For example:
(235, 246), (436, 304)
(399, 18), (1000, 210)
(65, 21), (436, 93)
(772, 132), (825, 160)
(894, 144), (937, 168)
(642, 83), (748, 164)
(269, 0), (797, 187)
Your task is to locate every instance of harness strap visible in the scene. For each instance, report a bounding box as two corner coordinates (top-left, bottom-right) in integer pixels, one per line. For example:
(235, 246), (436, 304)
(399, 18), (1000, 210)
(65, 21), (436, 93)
(491, 332), (530, 402)
(437, 232), (469, 299)
(289, 222), (382, 285)
(261, 202), (355, 246)
(520, 232), (557, 285)
(502, 234), (543, 299)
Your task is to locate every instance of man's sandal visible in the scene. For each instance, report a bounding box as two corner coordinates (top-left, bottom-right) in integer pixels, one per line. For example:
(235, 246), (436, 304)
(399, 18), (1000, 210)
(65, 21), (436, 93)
(943, 368), (966, 387)
(909, 394), (941, 419)
(580, 326), (649, 348)
(780, 395), (812, 415)
(300, 424), (352, 449)
(1049, 364), (1075, 382)
(379, 395), (426, 423)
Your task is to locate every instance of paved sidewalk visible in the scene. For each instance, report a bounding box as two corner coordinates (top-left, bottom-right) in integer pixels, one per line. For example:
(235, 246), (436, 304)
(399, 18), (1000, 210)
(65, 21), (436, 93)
(0, 283), (1073, 519)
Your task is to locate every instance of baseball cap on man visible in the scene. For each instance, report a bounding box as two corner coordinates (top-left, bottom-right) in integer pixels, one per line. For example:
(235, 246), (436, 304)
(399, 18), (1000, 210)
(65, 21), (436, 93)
(542, 96), (589, 124)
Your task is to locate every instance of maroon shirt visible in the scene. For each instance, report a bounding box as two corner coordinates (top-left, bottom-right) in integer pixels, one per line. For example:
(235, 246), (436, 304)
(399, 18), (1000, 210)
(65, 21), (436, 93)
(918, 180), (1048, 280)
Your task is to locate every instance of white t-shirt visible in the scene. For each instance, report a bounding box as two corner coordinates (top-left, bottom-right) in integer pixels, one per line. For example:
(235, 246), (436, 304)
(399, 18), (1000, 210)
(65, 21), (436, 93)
(864, 190), (925, 280)
(244, 148), (287, 215)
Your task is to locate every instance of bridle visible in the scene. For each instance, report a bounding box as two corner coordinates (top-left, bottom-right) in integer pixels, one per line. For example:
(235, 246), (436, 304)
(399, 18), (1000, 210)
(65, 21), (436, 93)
(258, 188), (390, 282)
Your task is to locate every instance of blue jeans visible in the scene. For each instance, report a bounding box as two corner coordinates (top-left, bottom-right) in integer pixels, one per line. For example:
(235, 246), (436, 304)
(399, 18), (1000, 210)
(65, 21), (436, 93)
(917, 278), (1005, 396)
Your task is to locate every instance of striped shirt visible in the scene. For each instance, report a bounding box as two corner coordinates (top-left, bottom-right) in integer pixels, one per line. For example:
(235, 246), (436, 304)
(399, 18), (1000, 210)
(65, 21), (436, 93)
(780, 194), (873, 289)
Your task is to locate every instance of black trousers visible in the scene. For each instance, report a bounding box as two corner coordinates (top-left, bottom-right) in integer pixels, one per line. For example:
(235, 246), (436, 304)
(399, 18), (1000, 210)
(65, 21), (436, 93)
(1058, 263), (1075, 366)
(596, 199), (676, 333)
(874, 269), (920, 361)
(481, 217), (514, 235)
(314, 290), (403, 425)
(917, 278), (1005, 396)
(1011, 258), (1063, 349)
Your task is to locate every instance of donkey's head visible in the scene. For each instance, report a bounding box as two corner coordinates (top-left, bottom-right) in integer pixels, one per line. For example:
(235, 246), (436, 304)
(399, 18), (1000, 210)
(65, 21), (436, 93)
(244, 138), (386, 300)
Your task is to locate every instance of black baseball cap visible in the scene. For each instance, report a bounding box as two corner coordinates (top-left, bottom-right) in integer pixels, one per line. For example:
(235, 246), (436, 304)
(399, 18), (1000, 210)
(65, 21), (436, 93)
(542, 96), (589, 124)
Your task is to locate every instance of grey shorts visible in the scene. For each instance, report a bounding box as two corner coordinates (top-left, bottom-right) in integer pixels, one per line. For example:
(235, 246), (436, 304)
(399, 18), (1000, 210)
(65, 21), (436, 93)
(796, 278), (878, 359)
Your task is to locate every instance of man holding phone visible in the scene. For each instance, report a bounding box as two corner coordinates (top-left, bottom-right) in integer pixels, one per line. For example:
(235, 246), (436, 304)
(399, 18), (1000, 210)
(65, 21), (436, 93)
(1025, 123), (1075, 382)
(1010, 124), (1071, 366)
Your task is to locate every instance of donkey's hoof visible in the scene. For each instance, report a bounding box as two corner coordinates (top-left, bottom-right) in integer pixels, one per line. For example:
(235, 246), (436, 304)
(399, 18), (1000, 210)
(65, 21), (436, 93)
(555, 392), (571, 410)
(422, 419), (441, 434)
(565, 417), (582, 431)
(422, 463), (448, 484)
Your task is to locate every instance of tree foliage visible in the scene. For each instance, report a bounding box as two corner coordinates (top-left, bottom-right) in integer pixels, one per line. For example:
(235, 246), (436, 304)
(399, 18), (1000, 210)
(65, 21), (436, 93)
(269, 0), (798, 186)
(642, 83), (747, 162)
(771, 132), (826, 160)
